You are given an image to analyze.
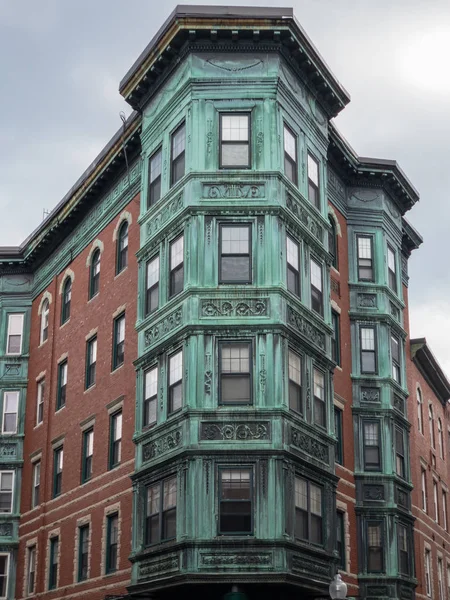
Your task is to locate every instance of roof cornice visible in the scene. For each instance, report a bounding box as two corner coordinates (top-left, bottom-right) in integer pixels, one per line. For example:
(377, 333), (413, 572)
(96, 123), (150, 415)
(411, 338), (450, 405)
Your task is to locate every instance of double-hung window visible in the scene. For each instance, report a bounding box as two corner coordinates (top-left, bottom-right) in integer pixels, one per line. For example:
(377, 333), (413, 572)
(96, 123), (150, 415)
(146, 256), (159, 315)
(36, 380), (45, 426)
(0, 472), (13, 513)
(438, 418), (444, 459)
(144, 367), (158, 427)
(48, 537), (59, 590)
(284, 124), (297, 184)
(367, 522), (383, 572)
(219, 468), (252, 535)
(89, 249), (101, 299)
(220, 114), (250, 168)
(307, 153), (320, 208)
(417, 388), (424, 433)
(443, 490), (448, 531)
(387, 245), (397, 293)
(334, 407), (343, 465)
(391, 334), (401, 383)
(220, 342), (251, 405)
(329, 217), (338, 270)
(148, 148), (162, 207)
(220, 224), (251, 284)
(430, 405), (436, 449)
(310, 258), (323, 316)
(438, 557), (444, 600)
(116, 222), (128, 274)
(425, 549), (432, 597)
(171, 122), (186, 185)
(360, 327), (377, 373)
(6, 313), (24, 355)
(288, 350), (302, 414)
(109, 411), (122, 469)
(363, 422), (381, 471)
(295, 477), (323, 544)
(57, 361), (67, 410)
(0, 554), (8, 598)
(61, 279), (71, 324)
(286, 236), (300, 296)
(434, 480), (440, 523)
(113, 314), (125, 370)
(82, 429), (94, 483)
(85, 337), (97, 389)
(53, 448), (63, 498)
(106, 514), (118, 574)
(40, 299), (50, 343)
(168, 351), (183, 413)
(145, 477), (177, 545)
(336, 511), (346, 570)
(357, 235), (374, 281)
(395, 427), (405, 478)
(169, 235), (184, 297)
(2, 391), (18, 434)
(78, 525), (89, 581)
(32, 461), (40, 508)
(332, 311), (341, 366)
(313, 369), (326, 427)
(27, 546), (36, 595)
(421, 468), (428, 512)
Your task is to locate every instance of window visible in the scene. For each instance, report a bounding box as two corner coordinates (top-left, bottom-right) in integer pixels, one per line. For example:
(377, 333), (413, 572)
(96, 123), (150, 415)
(367, 522), (383, 572)
(313, 369), (326, 427)
(284, 124), (297, 184)
(145, 477), (177, 545)
(434, 480), (440, 523)
(56, 361), (67, 410)
(61, 279), (71, 324)
(310, 258), (323, 316)
(447, 563), (450, 599)
(144, 367), (158, 428)
(32, 461), (40, 508)
(220, 224), (251, 284)
(425, 549), (432, 597)
(78, 525), (89, 582)
(6, 313), (23, 354)
(357, 235), (374, 282)
(0, 554), (8, 598)
(171, 122), (186, 186)
(220, 114), (250, 168)
(0, 473), (13, 513)
(391, 334), (401, 384)
(307, 153), (320, 209)
(85, 337), (97, 389)
(53, 448), (63, 498)
(430, 405), (436, 449)
(27, 546), (36, 595)
(443, 490), (448, 531)
(395, 427), (405, 479)
(109, 411), (122, 469)
(336, 511), (345, 570)
(168, 350), (183, 413)
(295, 477), (323, 544)
(398, 524), (409, 575)
(116, 221), (128, 274)
(332, 311), (341, 366)
(169, 235), (184, 297)
(334, 407), (343, 465)
(387, 245), (397, 293)
(89, 249), (101, 299)
(438, 418), (444, 459)
(220, 342), (251, 405)
(82, 429), (94, 483)
(2, 391), (18, 434)
(288, 350), (302, 414)
(105, 514), (118, 574)
(438, 558), (444, 600)
(146, 256), (159, 315)
(417, 388), (424, 433)
(219, 468), (252, 535)
(112, 314), (125, 370)
(360, 327), (377, 374)
(40, 299), (49, 343)
(48, 537), (59, 590)
(329, 217), (338, 270)
(286, 236), (300, 296)
(363, 422), (381, 471)
(421, 468), (428, 512)
(36, 380), (45, 426)
(148, 148), (162, 207)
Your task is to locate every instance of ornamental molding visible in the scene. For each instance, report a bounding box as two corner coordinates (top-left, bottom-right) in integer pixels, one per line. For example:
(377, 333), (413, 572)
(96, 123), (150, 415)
(290, 427), (328, 464)
(85, 238), (104, 267)
(327, 170), (345, 200)
(58, 268), (74, 295)
(138, 554), (179, 579)
(200, 421), (270, 441)
(350, 190), (381, 203)
(287, 306), (325, 350)
(146, 194), (183, 239)
(367, 587), (388, 596)
(363, 484), (384, 501)
(112, 210), (132, 242)
(0, 524), (12, 537)
(201, 298), (268, 318)
(202, 183), (264, 200)
(205, 58), (263, 72)
(144, 308), (182, 347)
(292, 555), (330, 577)
(357, 293), (377, 308)
(37, 290), (52, 315)
(200, 552), (272, 566)
(142, 429), (182, 462)
(3, 364), (21, 378)
(286, 193), (323, 243)
(0, 444), (16, 458)
(360, 387), (380, 403)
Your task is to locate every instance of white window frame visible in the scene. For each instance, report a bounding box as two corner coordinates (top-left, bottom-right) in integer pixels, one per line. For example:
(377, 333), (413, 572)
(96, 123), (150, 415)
(434, 480), (440, 523)
(32, 461), (40, 509)
(422, 469), (428, 512)
(417, 388), (423, 433)
(40, 300), (50, 344)
(36, 380), (45, 426)
(27, 545), (36, 595)
(6, 314), (24, 355)
(425, 549), (432, 597)
(2, 391), (18, 435)
(0, 552), (9, 599)
(443, 490), (448, 531)
(0, 472), (14, 514)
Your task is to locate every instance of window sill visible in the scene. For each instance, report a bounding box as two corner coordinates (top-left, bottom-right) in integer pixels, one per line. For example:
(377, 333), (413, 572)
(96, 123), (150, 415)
(55, 405), (66, 414)
(87, 292), (99, 304)
(34, 422), (43, 430)
(60, 318), (71, 330)
(84, 384), (96, 395)
(114, 267), (128, 280)
(111, 363), (124, 374)
(38, 338), (48, 349)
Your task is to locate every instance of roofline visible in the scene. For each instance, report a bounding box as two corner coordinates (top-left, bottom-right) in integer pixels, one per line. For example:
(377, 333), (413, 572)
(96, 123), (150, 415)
(411, 338), (450, 404)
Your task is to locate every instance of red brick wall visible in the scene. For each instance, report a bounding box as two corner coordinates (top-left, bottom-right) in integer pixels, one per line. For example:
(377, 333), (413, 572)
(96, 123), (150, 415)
(17, 195), (140, 599)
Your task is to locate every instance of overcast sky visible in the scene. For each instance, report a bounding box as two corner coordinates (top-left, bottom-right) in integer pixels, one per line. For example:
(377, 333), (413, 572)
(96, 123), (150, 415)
(1, 0), (449, 372)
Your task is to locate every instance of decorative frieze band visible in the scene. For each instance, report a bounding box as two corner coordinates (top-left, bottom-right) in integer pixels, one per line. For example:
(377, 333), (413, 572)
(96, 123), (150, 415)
(142, 430), (182, 462)
(0, 444), (17, 459)
(200, 553), (272, 566)
(290, 427), (328, 463)
(144, 309), (182, 347)
(146, 194), (183, 239)
(200, 422), (270, 441)
(286, 193), (323, 243)
(287, 306), (325, 350)
(357, 293), (377, 308)
(202, 183), (264, 200)
(201, 298), (268, 318)
(138, 554), (179, 579)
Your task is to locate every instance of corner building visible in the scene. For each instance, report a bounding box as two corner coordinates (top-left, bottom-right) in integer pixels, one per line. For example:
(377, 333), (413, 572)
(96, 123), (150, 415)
(0, 5), (430, 600)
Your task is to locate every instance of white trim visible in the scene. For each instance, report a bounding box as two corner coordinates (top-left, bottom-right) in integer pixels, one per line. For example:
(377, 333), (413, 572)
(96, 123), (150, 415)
(0, 552), (10, 600)
(1, 390), (19, 435)
(112, 211), (132, 242)
(85, 239), (105, 267)
(0, 471), (14, 514)
(6, 313), (24, 355)
(37, 291), (52, 315)
(328, 206), (342, 236)
(59, 269), (75, 295)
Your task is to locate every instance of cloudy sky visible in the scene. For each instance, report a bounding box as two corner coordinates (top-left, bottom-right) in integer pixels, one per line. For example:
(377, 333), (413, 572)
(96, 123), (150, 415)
(1, 0), (449, 371)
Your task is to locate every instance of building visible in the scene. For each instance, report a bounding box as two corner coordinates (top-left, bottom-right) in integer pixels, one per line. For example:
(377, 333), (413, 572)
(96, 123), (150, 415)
(0, 5), (441, 600)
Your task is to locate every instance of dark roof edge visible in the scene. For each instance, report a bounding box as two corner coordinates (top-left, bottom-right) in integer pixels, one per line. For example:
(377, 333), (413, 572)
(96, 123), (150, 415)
(402, 217), (423, 253)
(411, 338), (450, 404)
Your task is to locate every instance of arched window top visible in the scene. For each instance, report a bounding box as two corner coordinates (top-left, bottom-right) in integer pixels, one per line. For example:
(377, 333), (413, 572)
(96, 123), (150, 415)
(417, 387), (422, 402)
(116, 221), (129, 274)
(429, 404), (434, 418)
(40, 298), (50, 344)
(417, 387), (424, 434)
(328, 216), (338, 270)
(438, 418), (443, 431)
(61, 277), (72, 325)
(89, 249), (101, 299)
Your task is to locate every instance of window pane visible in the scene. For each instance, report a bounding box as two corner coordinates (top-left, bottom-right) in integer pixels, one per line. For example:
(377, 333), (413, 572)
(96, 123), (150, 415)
(169, 352), (182, 385)
(163, 478), (177, 509)
(170, 237), (184, 269)
(147, 484), (160, 515)
(310, 259), (322, 292)
(310, 484), (322, 516)
(145, 367), (158, 399)
(364, 423), (379, 445)
(295, 477), (308, 510)
(391, 335), (400, 362)
(358, 237), (372, 259)
(361, 328), (375, 350)
(221, 256), (250, 282)
(147, 256), (159, 288)
(172, 124), (185, 159)
(289, 351), (301, 385)
(221, 115), (249, 141)
(221, 470), (251, 499)
(287, 237), (299, 270)
(307, 154), (319, 185)
(284, 126), (296, 160)
(150, 150), (162, 182)
(221, 376), (251, 404)
(362, 352), (376, 373)
(388, 247), (396, 272)
(313, 370), (324, 400)
(221, 344), (250, 374)
(222, 226), (249, 254)
(221, 144), (249, 167)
